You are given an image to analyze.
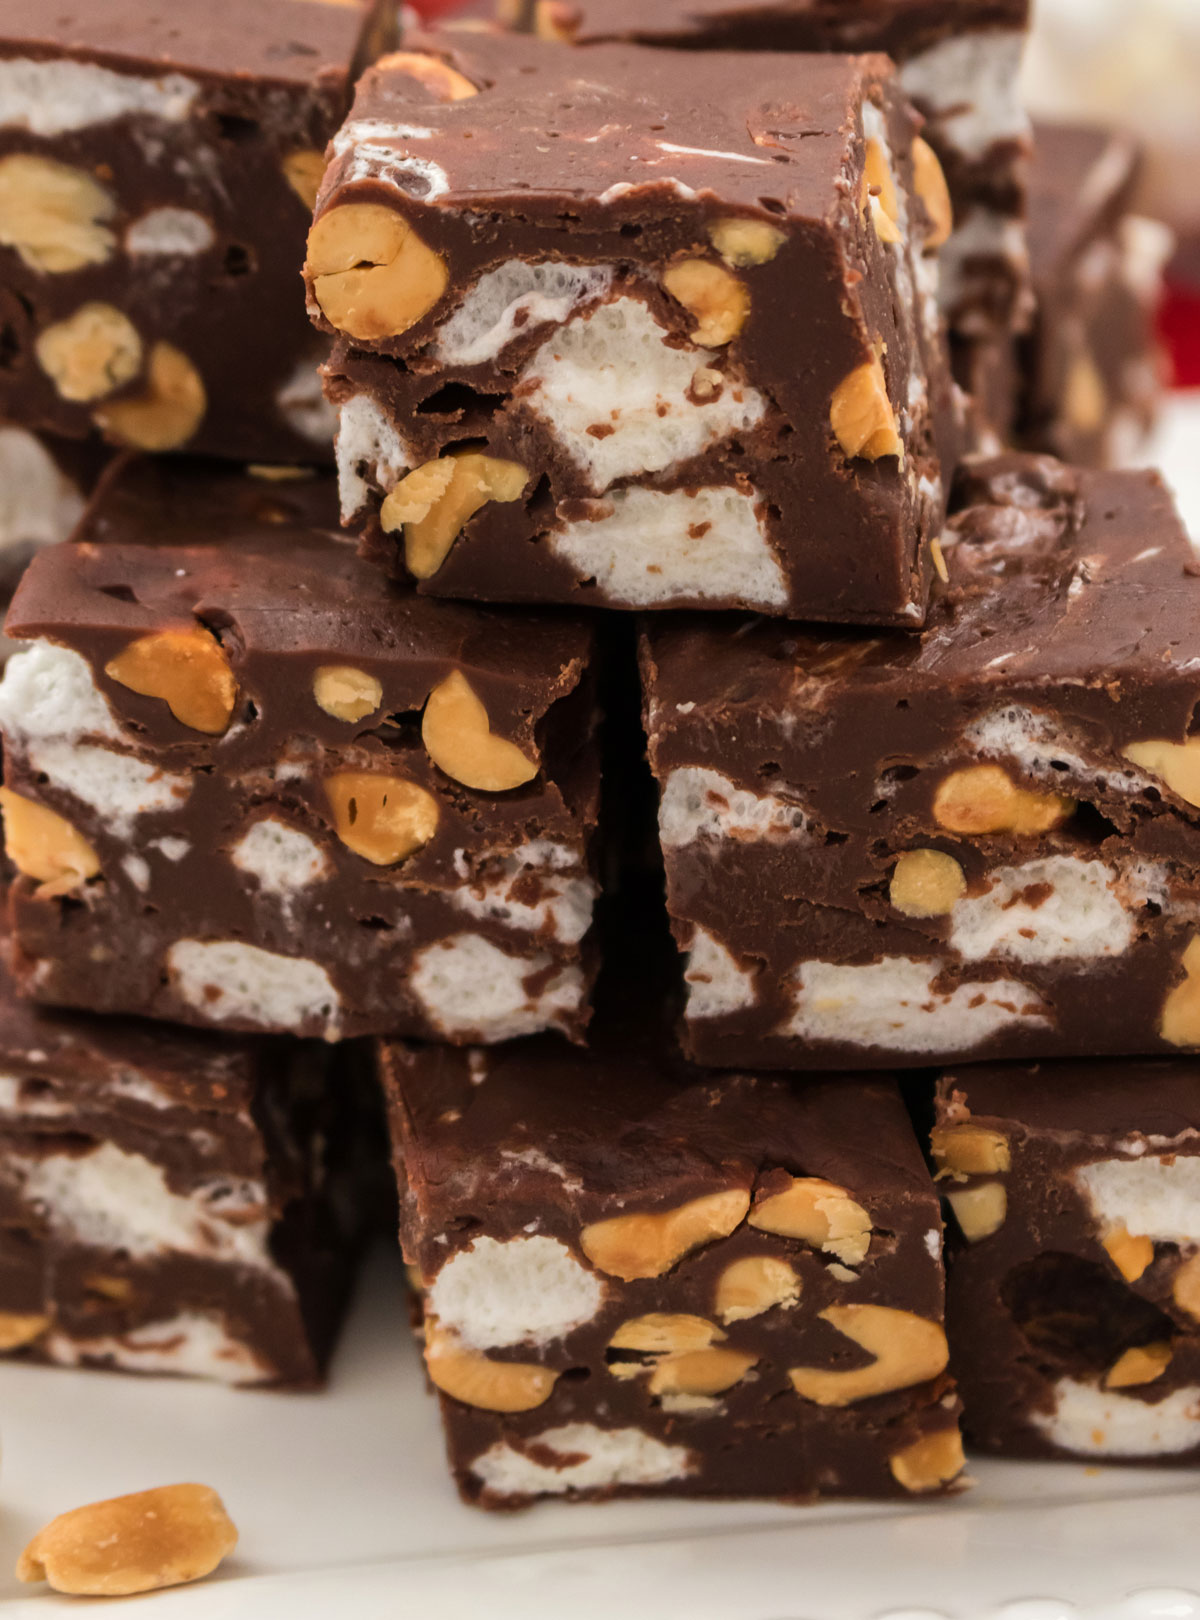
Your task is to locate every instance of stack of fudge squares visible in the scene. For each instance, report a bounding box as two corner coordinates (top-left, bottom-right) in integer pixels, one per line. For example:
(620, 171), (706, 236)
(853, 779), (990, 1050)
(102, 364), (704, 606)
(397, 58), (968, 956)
(0, 0), (1194, 1521)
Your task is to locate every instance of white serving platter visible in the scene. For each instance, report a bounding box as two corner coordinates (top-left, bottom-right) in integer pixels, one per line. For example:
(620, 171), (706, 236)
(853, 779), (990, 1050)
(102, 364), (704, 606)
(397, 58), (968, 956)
(1, 396), (1199, 1620)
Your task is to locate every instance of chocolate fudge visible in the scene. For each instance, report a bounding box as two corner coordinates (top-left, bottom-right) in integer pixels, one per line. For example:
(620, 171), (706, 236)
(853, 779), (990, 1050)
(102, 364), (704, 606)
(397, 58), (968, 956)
(0, 0), (400, 463)
(383, 1024), (962, 1506)
(497, 0), (1033, 338)
(0, 458), (600, 1042)
(936, 1061), (1200, 1463)
(0, 958), (377, 1386)
(641, 452), (1200, 1070)
(1017, 122), (1172, 469)
(312, 34), (957, 624)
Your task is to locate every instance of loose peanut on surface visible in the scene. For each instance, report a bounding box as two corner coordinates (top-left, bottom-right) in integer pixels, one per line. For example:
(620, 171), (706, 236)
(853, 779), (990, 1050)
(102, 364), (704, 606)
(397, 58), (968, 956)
(17, 1484), (237, 1597)
(306, 203), (448, 342)
(105, 625), (237, 734)
(581, 1188), (751, 1281)
(421, 669), (538, 792)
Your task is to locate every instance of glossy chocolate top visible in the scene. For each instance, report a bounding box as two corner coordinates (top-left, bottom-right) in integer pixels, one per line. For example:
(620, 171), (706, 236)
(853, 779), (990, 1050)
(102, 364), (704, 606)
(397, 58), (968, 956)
(509, 0), (1029, 57)
(336, 30), (890, 224)
(0, 0), (384, 86)
(1029, 120), (1141, 283)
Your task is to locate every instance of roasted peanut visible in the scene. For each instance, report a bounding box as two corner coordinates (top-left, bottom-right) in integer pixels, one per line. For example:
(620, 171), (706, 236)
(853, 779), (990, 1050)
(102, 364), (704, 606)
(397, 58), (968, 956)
(282, 148), (326, 210)
(707, 217), (786, 268)
(789, 1304), (948, 1406)
(307, 203), (448, 342)
(749, 1176), (872, 1266)
(376, 50), (479, 100)
(932, 764), (1075, 836)
(1161, 937), (1200, 1048)
(17, 1484), (237, 1597)
(581, 1187), (750, 1281)
(422, 669), (538, 792)
(862, 138), (901, 244)
(1105, 1341), (1172, 1390)
(381, 452), (528, 579)
(0, 788), (100, 896)
(945, 1182), (1006, 1242)
(1102, 1224), (1154, 1283)
(424, 1327), (557, 1411)
(0, 1310), (49, 1350)
(534, 0), (579, 42)
(105, 625), (237, 734)
(0, 154), (116, 272)
(889, 1426), (965, 1493)
(930, 1124), (1011, 1178)
(93, 341), (206, 450)
(36, 302), (142, 402)
(830, 351), (902, 460)
(1124, 736), (1200, 809)
(647, 1346), (756, 1398)
(911, 136), (952, 249)
(1063, 350), (1107, 434)
(662, 257), (749, 346)
(312, 664), (383, 722)
(609, 1314), (723, 1354)
(325, 770), (439, 864)
(714, 1255), (800, 1323)
(889, 849), (966, 917)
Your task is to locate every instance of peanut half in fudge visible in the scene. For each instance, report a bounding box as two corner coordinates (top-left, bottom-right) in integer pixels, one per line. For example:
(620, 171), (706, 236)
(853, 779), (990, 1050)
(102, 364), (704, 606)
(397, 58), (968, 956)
(0, 0), (399, 463)
(0, 957), (379, 1385)
(311, 34), (956, 624)
(384, 1032), (962, 1507)
(641, 453), (1200, 1070)
(0, 458), (600, 1043)
(936, 1061), (1200, 1463)
(500, 0), (1033, 339)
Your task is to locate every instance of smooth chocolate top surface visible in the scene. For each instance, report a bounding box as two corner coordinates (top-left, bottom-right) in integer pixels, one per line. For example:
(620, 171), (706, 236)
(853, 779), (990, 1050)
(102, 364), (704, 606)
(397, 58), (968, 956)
(644, 454), (1193, 707)
(1029, 120), (1141, 283)
(0, 0), (376, 84)
(522, 0), (1029, 55)
(384, 1032), (930, 1215)
(936, 1060), (1200, 1145)
(8, 460), (593, 723)
(347, 31), (888, 222)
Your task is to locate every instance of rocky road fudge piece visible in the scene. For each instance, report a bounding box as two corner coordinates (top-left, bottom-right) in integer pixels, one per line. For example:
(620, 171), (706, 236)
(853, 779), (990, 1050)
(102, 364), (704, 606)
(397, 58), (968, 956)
(936, 1061), (1200, 1463)
(0, 457), (599, 1042)
(0, 957), (377, 1386)
(1015, 122), (1172, 469)
(499, 0), (1032, 338)
(0, 0), (399, 464)
(641, 452), (1200, 1070)
(311, 34), (955, 624)
(0, 427), (106, 600)
(383, 1027), (962, 1506)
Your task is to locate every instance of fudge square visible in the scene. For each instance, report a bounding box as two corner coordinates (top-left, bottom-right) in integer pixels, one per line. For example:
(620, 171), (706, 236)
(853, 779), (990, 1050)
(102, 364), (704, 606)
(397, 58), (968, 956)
(0, 0), (400, 464)
(311, 33), (957, 624)
(936, 1061), (1200, 1464)
(641, 451), (1200, 1071)
(383, 1033), (963, 1506)
(500, 0), (1034, 339)
(0, 457), (599, 1043)
(0, 956), (378, 1386)
(1018, 122), (1172, 470)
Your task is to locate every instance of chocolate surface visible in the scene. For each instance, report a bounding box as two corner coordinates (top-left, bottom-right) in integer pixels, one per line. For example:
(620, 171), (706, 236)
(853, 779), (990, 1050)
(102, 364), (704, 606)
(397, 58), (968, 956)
(0, 0), (399, 463)
(0, 456), (600, 1042)
(641, 452), (1200, 1068)
(0, 951), (378, 1386)
(316, 32), (955, 623)
(383, 1005), (961, 1506)
(936, 1060), (1200, 1462)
